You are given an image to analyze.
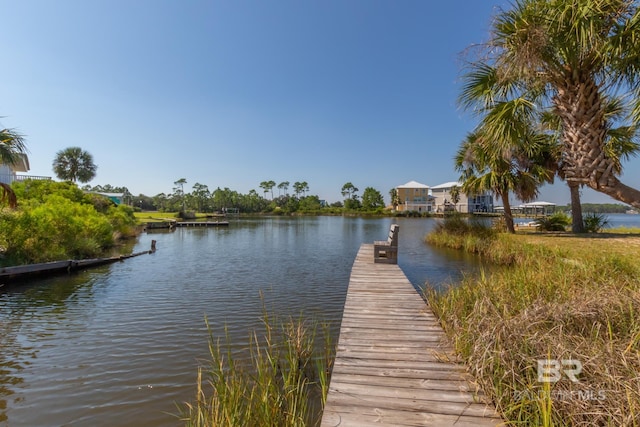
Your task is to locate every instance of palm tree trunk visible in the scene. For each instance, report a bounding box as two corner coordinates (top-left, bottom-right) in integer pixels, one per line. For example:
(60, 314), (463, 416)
(0, 183), (18, 209)
(501, 192), (515, 234)
(556, 76), (640, 209)
(588, 177), (640, 209)
(569, 182), (584, 233)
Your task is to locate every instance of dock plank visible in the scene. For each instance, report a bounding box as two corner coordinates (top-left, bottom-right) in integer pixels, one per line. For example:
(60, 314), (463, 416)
(321, 244), (502, 426)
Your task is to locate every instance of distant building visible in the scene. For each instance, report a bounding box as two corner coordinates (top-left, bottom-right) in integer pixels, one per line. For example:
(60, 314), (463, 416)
(431, 181), (493, 213)
(92, 192), (125, 205)
(396, 181), (434, 213)
(0, 154), (51, 185)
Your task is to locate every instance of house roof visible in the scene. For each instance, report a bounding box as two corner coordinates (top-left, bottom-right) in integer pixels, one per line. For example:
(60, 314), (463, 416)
(3, 153), (30, 172)
(520, 201), (556, 207)
(397, 180), (429, 189)
(430, 181), (462, 190)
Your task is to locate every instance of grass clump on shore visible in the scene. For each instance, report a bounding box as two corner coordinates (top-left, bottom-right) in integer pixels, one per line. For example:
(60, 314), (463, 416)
(426, 220), (640, 426)
(180, 312), (334, 427)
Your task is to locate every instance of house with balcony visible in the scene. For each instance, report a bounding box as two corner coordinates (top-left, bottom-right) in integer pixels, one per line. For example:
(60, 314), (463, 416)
(396, 181), (434, 213)
(431, 181), (493, 213)
(0, 154), (51, 185)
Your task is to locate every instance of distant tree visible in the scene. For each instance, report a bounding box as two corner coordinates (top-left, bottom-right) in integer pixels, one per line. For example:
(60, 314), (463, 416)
(449, 186), (461, 211)
(299, 195), (322, 211)
(259, 180), (276, 200)
(0, 126), (28, 208)
(362, 187), (385, 210)
(277, 181), (290, 197)
(192, 182), (211, 212)
(293, 181), (309, 197)
(52, 147), (97, 183)
(341, 182), (359, 200)
(152, 193), (169, 211)
(173, 178), (187, 212)
(300, 181), (309, 197)
(389, 188), (399, 211)
(344, 196), (361, 210)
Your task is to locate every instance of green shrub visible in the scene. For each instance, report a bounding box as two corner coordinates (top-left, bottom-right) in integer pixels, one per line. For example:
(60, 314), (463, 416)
(0, 195), (114, 263)
(535, 211), (571, 231)
(583, 212), (609, 233)
(12, 179), (87, 204)
(107, 204), (138, 238)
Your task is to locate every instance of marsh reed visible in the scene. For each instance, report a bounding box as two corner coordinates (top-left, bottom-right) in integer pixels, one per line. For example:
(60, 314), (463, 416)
(426, 220), (640, 425)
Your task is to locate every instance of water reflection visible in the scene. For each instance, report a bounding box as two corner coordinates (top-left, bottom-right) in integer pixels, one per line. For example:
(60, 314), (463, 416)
(0, 216), (481, 426)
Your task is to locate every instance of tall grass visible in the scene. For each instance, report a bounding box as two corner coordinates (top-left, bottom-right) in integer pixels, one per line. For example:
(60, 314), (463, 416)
(426, 223), (640, 425)
(179, 312), (334, 427)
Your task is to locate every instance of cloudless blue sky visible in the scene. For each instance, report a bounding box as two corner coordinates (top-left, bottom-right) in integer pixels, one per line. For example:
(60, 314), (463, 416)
(2, 0), (639, 205)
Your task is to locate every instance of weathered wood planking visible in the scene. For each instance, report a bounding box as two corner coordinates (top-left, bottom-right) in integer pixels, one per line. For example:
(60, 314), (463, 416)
(321, 244), (502, 427)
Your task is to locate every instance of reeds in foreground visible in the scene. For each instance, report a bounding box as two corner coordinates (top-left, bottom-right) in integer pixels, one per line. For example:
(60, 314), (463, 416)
(426, 221), (640, 426)
(179, 312), (334, 427)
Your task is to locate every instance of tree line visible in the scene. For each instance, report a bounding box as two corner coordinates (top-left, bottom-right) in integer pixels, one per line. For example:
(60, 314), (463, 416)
(100, 179), (388, 215)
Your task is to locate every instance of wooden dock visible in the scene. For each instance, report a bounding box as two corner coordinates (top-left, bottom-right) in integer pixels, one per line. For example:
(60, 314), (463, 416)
(321, 244), (502, 426)
(175, 221), (229, 227)
(0, 242), (156, 285)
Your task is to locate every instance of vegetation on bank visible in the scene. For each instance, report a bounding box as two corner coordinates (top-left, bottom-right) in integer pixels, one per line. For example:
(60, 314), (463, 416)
(0, 180), (138, 264)
(180, 311), (333, 427)
(425, 219), (640, 425)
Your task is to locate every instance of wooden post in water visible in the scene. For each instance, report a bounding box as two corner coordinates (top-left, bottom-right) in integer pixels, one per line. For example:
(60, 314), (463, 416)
(151, 240), (156, 253)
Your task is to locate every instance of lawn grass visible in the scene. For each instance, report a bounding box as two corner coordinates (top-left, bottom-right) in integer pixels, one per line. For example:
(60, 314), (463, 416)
(426, 223), (640, 426)
(133, 211), (179, 223)
(133, 211), (211, 223)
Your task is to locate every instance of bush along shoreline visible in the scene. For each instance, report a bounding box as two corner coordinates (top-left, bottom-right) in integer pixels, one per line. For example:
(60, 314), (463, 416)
(425, 218), (640, 425)
(0, 180), (139, 265)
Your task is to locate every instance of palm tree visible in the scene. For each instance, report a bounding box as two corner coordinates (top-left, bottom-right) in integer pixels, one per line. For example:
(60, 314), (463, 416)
(259, 181), (276, 200)
(449, 186), (461, 212)
(52, 147), (97, 183)
(0, 126), (28, 208)
(456, 130), (553, 233)
(389, 188), (399, 211)
(173, 178), (187, 212)
(277, 181), (289, 197)
(292, 182), (302, 198)
(460, 0), (640, 211)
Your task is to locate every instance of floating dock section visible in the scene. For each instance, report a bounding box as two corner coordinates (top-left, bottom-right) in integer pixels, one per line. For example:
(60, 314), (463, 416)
(0, 243), (156, 285)
(175, 221), (229, 227)
(321, 243), (502, 426)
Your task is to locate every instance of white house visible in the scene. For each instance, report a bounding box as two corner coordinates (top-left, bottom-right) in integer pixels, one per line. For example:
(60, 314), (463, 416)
(0, 153), (30, 184)
(431, 181), (493, 213)
(0, 154), (51, 185)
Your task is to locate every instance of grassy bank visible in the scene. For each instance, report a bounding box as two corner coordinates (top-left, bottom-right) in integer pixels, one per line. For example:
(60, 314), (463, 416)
(425, 220), (640, 425)
(179, 311), (333, 427)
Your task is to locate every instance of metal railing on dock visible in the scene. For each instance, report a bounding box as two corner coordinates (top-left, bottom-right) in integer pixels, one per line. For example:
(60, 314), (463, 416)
(321, 244), (502, 426)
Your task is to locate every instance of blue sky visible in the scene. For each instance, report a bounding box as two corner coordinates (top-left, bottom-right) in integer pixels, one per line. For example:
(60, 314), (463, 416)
(2, 0), (639, 205)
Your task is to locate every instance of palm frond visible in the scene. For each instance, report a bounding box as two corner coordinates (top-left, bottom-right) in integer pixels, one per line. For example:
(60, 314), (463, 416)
(0, 128), (28, 166)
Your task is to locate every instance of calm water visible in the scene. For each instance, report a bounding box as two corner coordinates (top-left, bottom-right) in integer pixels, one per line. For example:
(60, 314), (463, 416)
(5, 213), (638, 426)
